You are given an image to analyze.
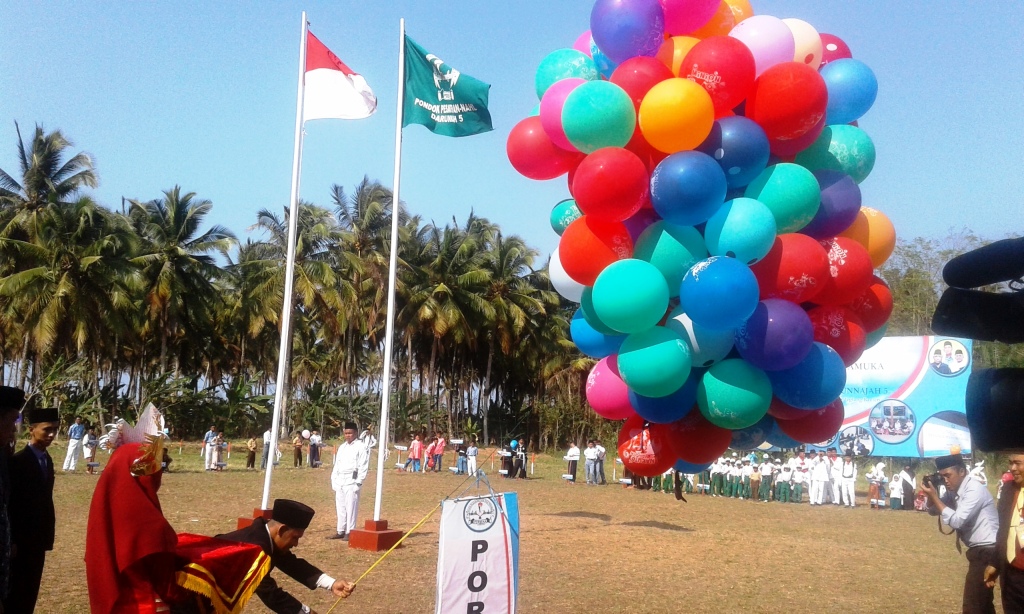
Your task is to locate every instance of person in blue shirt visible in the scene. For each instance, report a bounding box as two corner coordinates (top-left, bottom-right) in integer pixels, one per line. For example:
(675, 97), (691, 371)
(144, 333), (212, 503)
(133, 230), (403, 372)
(62, 416), (85, 472)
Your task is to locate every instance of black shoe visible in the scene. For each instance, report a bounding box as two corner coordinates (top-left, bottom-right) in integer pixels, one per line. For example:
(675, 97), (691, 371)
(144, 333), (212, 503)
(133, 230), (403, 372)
(327, 532), (345, 540)
(342, 533), (349, 541)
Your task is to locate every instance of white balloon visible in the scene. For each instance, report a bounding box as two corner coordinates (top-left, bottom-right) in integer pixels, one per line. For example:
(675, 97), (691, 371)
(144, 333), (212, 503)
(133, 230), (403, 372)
(548, 249), (585, 303)
(782, 18), (823, 70)
(301, 429), (311, 439)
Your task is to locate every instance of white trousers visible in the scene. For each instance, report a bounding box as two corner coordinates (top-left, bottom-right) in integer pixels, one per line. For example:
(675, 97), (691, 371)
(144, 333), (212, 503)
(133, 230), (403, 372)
(63, 438), (82, 470)
(841, 479), (856, 506)
(467, 456), (477, 476)
(335, 484), (361, 534)
(810, 480), (826, 505)
(204, 444), (216, 469)
(830, 479), (841, 504)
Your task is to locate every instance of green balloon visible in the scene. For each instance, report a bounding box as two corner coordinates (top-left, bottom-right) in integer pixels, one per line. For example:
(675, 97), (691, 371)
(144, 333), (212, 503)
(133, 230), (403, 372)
(795, 124), (876, 184)
(535, 49), (598, 99)
(580, 287), (619, 335)
(744, 163), (821, 233)
(592, 259), (669, 334)
(865, 322), (888, 349)
(617, 326), (693, 398)
(697, 359), (772, 430)
(561, 81), (636, 153)
(634, 222), (708, 298)
(550, 199), (582, 236)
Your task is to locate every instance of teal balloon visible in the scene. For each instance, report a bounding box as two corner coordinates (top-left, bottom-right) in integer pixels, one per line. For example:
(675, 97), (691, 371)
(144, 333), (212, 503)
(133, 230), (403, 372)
(550, 199), (582, 236)
(535, 49), (599, 100)
(865, 322), (887, 349)
(633, 221), (707, 298)
(665, 307), (735, 368)
(529, 103), (540, 117)
(697, 359), (772, 430)
(581, 287), (619, 335)
(592, 259), (669, 334)
(795, 125), (876, 184)
(703, 197), (778, 265)
(617, 326), (693, 398)
(744, 164), (820, 233)
(562, 80), (636, 153)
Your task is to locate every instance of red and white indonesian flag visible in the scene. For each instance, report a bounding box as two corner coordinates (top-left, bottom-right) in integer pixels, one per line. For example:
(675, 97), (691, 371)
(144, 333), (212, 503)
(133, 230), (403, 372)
(304, 31), (376, 121)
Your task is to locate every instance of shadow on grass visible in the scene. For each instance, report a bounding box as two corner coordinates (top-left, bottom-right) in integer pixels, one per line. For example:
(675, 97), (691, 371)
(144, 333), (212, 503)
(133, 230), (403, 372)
(618, 520), (692, 532)
(545, 511), (612, 522)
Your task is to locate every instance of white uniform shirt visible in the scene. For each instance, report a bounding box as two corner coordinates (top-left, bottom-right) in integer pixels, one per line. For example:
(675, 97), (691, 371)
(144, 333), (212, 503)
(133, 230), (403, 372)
(779, 467), (793, 483)
(811, 456), (831, 481)
(741, 464), (753, 478)
(331, 439), (369, 490)
(583, 447), (599, 461)
(840, 460), (857, 480)
(566, 446), (580, 461)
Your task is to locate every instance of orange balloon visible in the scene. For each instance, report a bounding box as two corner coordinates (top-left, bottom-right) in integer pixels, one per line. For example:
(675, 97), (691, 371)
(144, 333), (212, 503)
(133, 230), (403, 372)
(838, 207), (896, 268)
(690, 1), (736, 39)
(655, 36), (700, 76)
(723, 0), (754, 23)
(558, 216), (633, 285)
(639, 78), (715, 153)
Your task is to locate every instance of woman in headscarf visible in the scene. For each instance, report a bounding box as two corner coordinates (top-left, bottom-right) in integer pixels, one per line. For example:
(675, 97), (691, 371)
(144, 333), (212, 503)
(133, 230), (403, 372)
(899, 464), (917, 511)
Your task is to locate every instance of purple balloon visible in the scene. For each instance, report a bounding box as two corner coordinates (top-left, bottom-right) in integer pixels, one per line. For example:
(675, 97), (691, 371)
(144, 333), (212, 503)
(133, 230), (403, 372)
(590, 0), (666, 65)
(801, 170), (861, 239)
(623, 207), (661, 242)
(734, 299), (814, 371)
(729, 15), (795, 77)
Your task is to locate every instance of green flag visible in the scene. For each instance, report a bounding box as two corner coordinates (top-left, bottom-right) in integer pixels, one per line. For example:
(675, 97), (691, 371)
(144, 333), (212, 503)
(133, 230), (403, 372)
(402, 35), (492, 137)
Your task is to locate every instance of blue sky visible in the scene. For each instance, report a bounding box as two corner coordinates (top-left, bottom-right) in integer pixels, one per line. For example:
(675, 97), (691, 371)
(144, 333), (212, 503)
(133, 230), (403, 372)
(2, 1), (1022, 263)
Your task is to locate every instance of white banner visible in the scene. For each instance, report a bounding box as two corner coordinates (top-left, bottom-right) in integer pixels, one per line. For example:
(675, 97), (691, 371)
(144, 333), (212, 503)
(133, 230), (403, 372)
(436, 492), (519, 614)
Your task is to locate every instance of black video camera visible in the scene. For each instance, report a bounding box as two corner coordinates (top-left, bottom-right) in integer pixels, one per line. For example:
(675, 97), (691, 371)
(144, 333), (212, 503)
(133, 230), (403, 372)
(932, 237), (1024, 452)
(922, 472), (944, 491)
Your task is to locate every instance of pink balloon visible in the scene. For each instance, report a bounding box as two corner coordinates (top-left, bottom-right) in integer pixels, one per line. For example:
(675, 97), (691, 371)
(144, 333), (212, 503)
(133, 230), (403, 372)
(660, 0), (720, 35)
(540, 78), (586, 151)
(586, 356), (637, 420)
(574, 30), (594, 57)
(818, 33), (852, 67)
(728, 15), (795, 77)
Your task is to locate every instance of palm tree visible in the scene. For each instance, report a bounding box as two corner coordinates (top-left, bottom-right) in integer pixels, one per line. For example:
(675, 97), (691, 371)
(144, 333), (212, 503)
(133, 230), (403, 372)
(129, 186), (236, 373)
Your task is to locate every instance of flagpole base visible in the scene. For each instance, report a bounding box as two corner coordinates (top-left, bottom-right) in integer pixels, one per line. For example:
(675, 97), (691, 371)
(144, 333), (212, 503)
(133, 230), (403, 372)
(236, 508), (273, 530)
(348, 519), (404, 552)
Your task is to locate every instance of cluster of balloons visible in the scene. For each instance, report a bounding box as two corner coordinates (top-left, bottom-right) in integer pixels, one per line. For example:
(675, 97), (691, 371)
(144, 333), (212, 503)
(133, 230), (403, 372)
(509, 0), (896, 478)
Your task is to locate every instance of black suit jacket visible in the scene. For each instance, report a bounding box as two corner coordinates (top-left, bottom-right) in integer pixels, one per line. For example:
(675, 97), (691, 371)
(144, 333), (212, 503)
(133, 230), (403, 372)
(8, 444), (55, 553)
(217, 518), (324, 614)
(993, 482), (1022, 573)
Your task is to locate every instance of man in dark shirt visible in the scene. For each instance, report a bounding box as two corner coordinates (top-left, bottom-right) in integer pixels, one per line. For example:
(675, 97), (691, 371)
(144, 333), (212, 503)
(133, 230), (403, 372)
(0, 387), (26, 608)
(216, 499), (354, 613)
(5, 406), (58, 613)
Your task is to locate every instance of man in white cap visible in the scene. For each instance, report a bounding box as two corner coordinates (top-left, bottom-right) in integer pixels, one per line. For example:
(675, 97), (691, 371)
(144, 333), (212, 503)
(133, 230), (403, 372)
(329, 423), (369, 541)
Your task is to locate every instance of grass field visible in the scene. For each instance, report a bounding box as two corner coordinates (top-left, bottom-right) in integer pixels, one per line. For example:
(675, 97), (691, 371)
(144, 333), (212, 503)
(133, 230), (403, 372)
(34, 440), (1004, 613)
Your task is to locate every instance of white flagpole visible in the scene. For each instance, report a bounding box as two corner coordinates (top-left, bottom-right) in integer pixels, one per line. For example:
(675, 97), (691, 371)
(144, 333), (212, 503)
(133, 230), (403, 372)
(372, 17), (406, 522)
(262, 11), (308, 511)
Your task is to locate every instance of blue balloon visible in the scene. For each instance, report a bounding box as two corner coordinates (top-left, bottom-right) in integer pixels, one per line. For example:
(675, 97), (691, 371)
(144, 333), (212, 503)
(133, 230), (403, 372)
(767, 342), (847, 409)
(510, 439), (518, 449)
(589, 36), (619, 79)
(650, 152), (727, 226)
(697, 116), (771, 189)
(821, 59), (878, 125)
(590, 0), (665, 64)
(628, 368), (701, 424)
(571, 309), (625, 358)
(665, 307), (735, 368)
(765, 420), (802, 449)
(800, 170), (861, 239)
(702, 197), (778, 265)
(679, 257), (760, 330)
(729, 414), (775, 450)
(673, 459), (712, 473)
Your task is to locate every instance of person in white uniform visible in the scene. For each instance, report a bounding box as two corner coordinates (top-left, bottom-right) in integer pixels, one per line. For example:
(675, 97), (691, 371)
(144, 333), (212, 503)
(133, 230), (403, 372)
(839, 453), (857, 507)
(329, 422), (369, 541)
(828, 448), (842, 505)
(810, 450), (830, 505)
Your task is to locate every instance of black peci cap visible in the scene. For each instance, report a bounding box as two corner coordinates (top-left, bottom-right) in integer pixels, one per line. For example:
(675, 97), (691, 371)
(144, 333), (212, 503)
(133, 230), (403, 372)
(24, 406), (58, 425)
(0, 387), (25, 413)
(935, 454), (965, 471)
(272, 499), (315, 530)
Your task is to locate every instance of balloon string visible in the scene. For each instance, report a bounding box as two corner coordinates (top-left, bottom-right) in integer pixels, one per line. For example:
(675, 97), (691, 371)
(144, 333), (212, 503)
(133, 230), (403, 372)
(324, 447), (500, 613)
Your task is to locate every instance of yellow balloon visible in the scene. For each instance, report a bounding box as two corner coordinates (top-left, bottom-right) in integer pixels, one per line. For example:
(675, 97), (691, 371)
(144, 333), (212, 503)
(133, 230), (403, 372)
(838, 207), (897, 268)
(690, 1), (736, 39)
(723, 0), (754, 23)
(639, 78), (715, 154)
(655, 36), (700, 77)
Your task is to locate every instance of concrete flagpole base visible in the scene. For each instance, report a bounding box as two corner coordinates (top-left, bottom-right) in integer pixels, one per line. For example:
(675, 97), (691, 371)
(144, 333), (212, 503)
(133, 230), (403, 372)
(237, 507), (273, 530)
(348, 519), (404, 552)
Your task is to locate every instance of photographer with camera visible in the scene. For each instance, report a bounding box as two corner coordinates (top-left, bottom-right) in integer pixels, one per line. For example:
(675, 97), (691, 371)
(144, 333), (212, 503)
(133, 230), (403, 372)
(921, 453), (999, 613)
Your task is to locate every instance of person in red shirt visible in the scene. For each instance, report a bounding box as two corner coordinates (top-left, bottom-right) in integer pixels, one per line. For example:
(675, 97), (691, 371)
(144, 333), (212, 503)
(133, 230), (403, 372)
(405, 434), (424, 472)
(432, 432), (447, 473)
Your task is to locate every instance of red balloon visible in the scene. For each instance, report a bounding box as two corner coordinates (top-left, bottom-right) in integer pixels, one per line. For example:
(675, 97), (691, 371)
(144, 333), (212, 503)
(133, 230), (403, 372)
(559, 216), (633, 285)
(818, 33), (853, 68)
(572, 147), (650, 222)
(507, 116), (584, 180)
(813, 237), (874, 306)
(847, 274), (893, 332)
(767, 397), (811, 421)
(807, 305), (867, 367)
(750, 233), (830, 303)
(617, 415), (678, 477)
(624, 126), (669, 172)
(664, 409), (731, 464)
(769, 115), (825, 157)
(610, 57), (675, 110)
(776, 398), (845, 444)
(746, 62), (828, 142)
(681, 36), (756, 114)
